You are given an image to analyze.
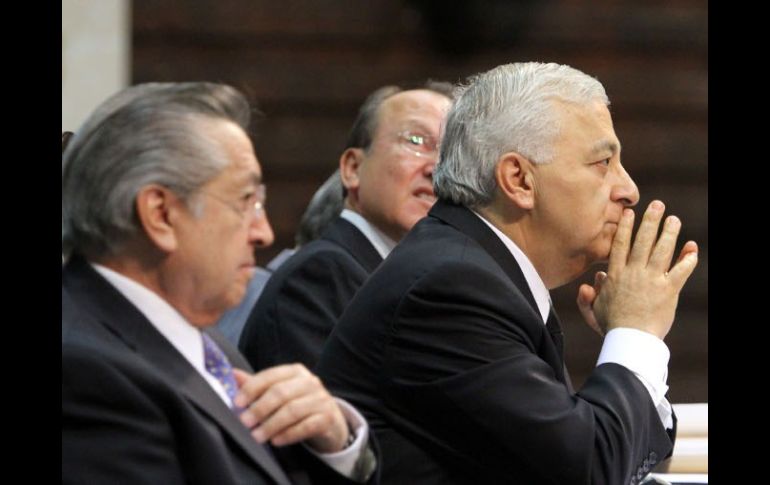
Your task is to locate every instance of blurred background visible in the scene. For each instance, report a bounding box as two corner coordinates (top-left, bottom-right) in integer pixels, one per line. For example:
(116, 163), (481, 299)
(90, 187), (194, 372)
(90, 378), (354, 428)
(63, 0), (707, 402)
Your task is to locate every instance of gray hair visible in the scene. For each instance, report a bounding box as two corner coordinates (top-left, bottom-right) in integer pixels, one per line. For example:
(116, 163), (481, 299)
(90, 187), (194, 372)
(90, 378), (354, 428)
(62, 82), (252, 260)
(434, 62), (609, 208)
(294, 168), (344, 247)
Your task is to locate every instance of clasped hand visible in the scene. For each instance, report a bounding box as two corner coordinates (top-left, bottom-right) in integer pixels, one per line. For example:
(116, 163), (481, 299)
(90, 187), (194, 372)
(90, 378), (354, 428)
(577, 200), (699, 339)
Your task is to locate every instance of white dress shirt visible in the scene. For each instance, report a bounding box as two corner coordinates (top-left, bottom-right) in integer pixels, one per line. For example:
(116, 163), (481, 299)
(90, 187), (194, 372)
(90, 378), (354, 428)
(340, 209), (397, 259)
(91, 263), (370, 478)
(472, 213), (674, 429)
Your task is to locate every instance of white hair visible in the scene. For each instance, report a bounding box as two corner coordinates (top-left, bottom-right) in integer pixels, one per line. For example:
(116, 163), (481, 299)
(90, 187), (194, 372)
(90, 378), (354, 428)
(434, 62), (609, 208)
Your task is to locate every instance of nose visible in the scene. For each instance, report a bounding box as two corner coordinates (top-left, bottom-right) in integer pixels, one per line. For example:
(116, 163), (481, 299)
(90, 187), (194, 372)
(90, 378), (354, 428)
(611, 163), (640, 207)
(423, 157), (436, 178)
(249, 211), (275, 249)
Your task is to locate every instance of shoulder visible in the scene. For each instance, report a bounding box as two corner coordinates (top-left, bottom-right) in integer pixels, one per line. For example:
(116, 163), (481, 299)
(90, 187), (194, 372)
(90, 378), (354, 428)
(62, 340), (183, 441)
(63, 339), (168, 398)
(267, 239), (366, 290)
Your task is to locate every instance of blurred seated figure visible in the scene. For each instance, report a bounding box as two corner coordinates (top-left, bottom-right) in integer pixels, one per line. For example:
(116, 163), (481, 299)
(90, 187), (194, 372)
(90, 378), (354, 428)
(217, 168), (344, 345)
(239, 81), (454, 371)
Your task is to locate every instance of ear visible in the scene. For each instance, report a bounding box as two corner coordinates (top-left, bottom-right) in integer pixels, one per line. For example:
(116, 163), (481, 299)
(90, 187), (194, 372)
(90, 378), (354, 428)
(495, 152), (535, 210)
(135, 185), (181, 254)
(339, 147), (364, 195)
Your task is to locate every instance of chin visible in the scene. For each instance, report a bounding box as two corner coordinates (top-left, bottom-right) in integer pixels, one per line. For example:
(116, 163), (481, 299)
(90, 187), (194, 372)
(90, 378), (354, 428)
(220, 283), (248, 311)
(579, 242), (610, 268)
(187, 312), (221, 328)
(588, 248), (611, 265)
(415, 198), (436, 212)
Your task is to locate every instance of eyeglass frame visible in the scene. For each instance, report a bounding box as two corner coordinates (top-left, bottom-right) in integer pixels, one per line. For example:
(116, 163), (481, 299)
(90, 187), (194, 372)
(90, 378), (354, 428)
(195, 184), (266, 221)
(395, 130), (440, 158)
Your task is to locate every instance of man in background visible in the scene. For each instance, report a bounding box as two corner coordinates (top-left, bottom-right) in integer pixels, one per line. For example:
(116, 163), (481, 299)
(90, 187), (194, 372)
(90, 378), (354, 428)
(217, 168), (344, 345)
(239, 81), (453, 371)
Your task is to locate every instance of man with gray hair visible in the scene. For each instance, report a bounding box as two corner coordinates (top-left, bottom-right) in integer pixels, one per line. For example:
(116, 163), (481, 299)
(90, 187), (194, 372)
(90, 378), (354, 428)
(316, 62), (699, 484)
(239, 81), (453, 371)
(62, 82), (377, 484)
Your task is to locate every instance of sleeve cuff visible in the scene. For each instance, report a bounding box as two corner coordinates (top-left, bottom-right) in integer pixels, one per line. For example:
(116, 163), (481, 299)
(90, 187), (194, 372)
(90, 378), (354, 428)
(303, 398), (369, 478)
(597, 327), (670, 393)
(597, 328), (673, 429)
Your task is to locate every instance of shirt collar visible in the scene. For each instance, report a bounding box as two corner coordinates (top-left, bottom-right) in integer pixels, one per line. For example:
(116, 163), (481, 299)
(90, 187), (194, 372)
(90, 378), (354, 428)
(90, 262), (207, 373)
(470, 211), (551, 323)
(340, 208), (397, 259)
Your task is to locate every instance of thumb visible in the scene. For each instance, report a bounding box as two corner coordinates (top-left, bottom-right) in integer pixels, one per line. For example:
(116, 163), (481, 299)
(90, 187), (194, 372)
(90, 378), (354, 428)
(577, 283), (595, 309)
(577, 284), (603, 336)
(594, 271), (607, 294)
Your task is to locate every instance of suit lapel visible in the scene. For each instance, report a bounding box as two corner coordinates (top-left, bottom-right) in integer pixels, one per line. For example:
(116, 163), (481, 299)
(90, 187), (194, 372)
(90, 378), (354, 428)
(428, 201), (573, 387)
(322, 217), (383, 272)
(63, 257), (292, 485)
(429, 201), (540, 314)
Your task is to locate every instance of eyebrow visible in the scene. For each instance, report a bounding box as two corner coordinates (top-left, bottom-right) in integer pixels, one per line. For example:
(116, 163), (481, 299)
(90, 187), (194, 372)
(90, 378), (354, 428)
(401, 119), (438, 134)
(590, 139), (621, 156)
(230, 172), (263, 194)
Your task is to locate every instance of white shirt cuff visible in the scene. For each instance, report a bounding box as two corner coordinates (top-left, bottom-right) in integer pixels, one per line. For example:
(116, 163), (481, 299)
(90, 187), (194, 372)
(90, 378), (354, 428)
(303, 398), (369, 478)
(597, 327), (673, 429)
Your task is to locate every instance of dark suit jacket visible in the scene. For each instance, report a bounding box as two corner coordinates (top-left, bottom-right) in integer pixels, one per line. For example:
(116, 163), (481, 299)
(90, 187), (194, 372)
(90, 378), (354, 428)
(316, 200), (675, 485)
(217, 249), (296, 346)
(239, 217), (382, 371)
(62, 256), (377, 485)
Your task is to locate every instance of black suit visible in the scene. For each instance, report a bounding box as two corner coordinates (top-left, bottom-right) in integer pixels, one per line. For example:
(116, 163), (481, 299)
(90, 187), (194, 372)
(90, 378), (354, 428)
(316, 200), (675, 485)
(240, 217), (382, 371)
(62, 257), (377, 485)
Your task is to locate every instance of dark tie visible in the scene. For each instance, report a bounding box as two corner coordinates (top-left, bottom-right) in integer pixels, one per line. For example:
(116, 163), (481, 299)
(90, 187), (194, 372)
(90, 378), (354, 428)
(545, 305), (564, 360)
(545, 305), (575, 392)
(202, 332), (241, 410)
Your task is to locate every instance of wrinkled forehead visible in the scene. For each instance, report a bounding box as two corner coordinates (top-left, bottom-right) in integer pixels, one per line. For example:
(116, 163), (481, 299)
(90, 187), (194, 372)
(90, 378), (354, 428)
(549, 99), (620, 155)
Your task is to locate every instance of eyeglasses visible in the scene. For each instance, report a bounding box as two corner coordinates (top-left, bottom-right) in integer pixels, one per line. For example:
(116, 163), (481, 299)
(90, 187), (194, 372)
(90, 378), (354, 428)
(198, 184), (266, 221)
(396, 131), (439, 158)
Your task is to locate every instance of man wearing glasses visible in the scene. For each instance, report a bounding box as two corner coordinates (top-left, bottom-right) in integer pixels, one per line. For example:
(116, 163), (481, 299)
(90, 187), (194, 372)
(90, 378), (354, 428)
(239, 82), (453, 372)
(62, 82), (377, 484)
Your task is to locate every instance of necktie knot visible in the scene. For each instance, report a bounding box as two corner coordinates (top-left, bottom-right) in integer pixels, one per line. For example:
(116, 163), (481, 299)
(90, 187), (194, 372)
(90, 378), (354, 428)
(201, 332), (239, 408)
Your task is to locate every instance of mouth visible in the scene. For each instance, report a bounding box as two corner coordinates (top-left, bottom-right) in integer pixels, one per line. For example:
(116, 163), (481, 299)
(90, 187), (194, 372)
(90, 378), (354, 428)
(414, 189), (436, 204)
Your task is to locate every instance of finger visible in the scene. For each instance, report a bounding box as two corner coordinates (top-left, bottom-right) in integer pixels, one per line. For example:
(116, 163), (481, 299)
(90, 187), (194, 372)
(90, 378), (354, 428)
(251, 389), (332, 444)
(677, 240), (699, 261)
(608, 208), (635, 275)
(233, 368), (251, 386)
(270, 413), (339, 448)
(667, 241), (699, 289)
(234, 363), (310, 409)
(577, 284), (602, 336)
(594, 271), (607, 294)
(628, 200), (666, 266)
(239, 372), (323, 429)
(647, 215), (681, 272)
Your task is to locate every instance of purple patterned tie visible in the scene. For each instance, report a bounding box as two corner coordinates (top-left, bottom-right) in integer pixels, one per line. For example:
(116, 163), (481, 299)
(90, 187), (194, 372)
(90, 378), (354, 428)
(201, 332), (241, 410)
